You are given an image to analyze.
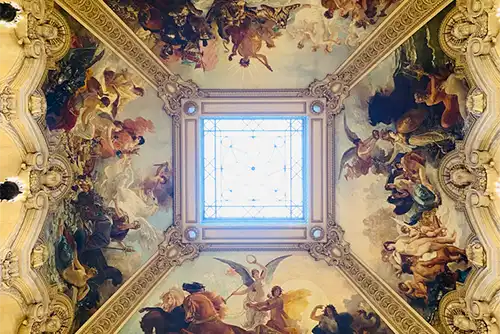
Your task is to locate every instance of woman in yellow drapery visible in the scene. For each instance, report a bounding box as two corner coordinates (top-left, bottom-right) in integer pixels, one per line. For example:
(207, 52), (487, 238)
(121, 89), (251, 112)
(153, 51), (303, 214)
(247, 286), (311, 334)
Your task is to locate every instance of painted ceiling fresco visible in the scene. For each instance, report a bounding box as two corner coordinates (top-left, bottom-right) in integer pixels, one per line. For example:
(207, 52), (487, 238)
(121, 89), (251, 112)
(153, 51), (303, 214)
(335, 2), (478, 329)
(39, 7), (173, 332)
(121, 252), (394, 334)
(104, 0), (401, 89)
(34, 0), (481, 332)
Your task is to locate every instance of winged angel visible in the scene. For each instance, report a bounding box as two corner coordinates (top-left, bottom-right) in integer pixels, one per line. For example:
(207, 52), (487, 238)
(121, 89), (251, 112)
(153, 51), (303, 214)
(339, 113), (413, 180)
(215, 255), (311, 331)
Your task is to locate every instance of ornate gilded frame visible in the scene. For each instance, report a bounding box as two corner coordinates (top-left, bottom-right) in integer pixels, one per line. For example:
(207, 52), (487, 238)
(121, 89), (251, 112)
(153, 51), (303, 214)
(61, 0), (454, 333)
(176, 90), (330, 245)
(5, 0), (500, 334)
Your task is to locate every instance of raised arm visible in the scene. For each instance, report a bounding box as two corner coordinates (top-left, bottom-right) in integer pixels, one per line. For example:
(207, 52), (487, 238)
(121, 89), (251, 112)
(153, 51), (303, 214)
(232, 286), (251, 296)
(255, 261), (268, 280)
(250, 298), (276, 312)
(310, 305), (323, 321)
(426, 75), (439, 105)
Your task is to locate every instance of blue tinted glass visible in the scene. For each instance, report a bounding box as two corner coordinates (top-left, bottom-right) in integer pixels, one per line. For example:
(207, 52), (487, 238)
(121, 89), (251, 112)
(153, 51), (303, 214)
(202, 118), (305, 220)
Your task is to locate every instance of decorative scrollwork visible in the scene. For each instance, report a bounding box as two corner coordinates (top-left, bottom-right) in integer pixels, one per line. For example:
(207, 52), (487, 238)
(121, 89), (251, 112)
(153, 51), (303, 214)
(0, 86), (16, 122)
(0, 249), (19, 288)
(438, 145), (488, 209)
(299, 215), (350, 266)
(303, 74), (349, 125)
(77, 220), (204, 334)
(438, 291), (489, 334)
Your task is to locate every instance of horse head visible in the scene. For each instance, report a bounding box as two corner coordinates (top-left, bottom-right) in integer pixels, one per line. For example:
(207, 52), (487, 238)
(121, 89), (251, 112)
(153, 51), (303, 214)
(183, 296), (196, 322)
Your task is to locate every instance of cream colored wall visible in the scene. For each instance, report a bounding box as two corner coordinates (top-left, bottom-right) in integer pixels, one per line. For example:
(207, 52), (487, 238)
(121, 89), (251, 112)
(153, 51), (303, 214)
(0, 131), (26, 249)
(0, 26), (24, 82)
(0, 293), (26, 334)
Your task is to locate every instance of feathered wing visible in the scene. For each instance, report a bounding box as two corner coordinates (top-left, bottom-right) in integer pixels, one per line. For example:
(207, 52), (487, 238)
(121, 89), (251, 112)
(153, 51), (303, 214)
(264, 254), (292, 285)
(125, 218), (163, 252)
(338, 146), (358, 180)
(282, 289), (312, 321)
(343, 113), (360, 144)
(214, 258), (254, 287)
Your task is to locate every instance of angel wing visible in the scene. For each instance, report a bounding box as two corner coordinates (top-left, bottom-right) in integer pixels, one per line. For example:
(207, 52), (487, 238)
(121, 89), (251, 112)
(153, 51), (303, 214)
(282, 289), (312, 321)
(264, 254), (292, 285)
(343, 113), (360, 145)
(214, 258), (254, 287)
(338, 146), (358, 180)
(125, 217), (163, 252)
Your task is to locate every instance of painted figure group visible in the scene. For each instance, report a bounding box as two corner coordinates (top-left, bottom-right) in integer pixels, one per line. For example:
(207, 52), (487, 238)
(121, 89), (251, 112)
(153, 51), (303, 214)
(321, 0), (399, 28)
(339, 43), (471, 319)
(54, 179), (142, 324)
(107, 0), (402, 72)
(134, 0), (307, 71)
(139, 282), (298, 334)
(139, 256), (389, 334)
(43, 28), (174, 329)
(140, 282), (367, 334)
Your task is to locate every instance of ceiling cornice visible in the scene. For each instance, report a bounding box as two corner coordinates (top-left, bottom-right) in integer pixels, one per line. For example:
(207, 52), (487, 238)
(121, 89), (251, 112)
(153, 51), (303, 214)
(335, 0), (453, 88)
(50, 1), (456, 333)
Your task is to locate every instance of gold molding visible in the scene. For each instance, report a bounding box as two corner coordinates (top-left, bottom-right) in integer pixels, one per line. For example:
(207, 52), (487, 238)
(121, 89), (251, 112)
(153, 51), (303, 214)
(76, 222), (203, 334)
(339, 255), (436, 334)
(2, 0), (491, 333)
(50, 0), (463, 333)
(54, 0), (201, 115)
(334, 0), (453, 88)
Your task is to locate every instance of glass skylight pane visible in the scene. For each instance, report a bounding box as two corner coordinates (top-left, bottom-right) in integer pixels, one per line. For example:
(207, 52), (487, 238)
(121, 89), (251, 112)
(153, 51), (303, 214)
(202, 117), (305, 221)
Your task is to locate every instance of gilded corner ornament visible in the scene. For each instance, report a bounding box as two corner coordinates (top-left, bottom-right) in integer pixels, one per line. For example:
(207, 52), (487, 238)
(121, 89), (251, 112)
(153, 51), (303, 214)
(304, 74), (349, 122)
(438, 291), (490, 334)
(157, 219), (205, 268)
(160, 78), (205, 125)
(299, 215), (351, 266)
(19, 293), (74, 334)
